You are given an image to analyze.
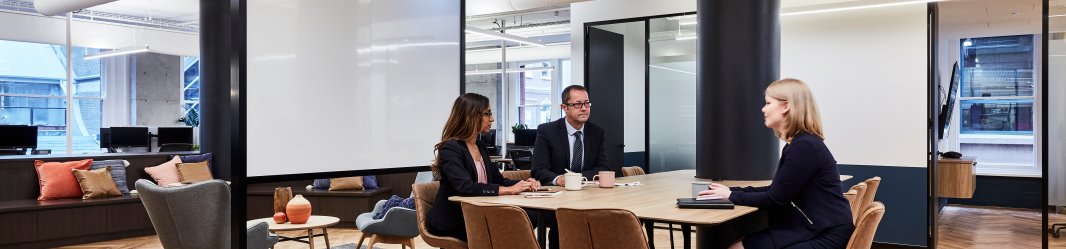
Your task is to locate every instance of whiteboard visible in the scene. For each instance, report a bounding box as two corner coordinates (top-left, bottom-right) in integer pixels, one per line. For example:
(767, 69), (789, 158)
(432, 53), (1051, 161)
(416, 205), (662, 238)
(246, 0), (461, 177)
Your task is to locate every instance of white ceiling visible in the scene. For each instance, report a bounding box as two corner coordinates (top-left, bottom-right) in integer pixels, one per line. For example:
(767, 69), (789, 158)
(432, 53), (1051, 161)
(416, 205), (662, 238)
(27, 0), (199, 23)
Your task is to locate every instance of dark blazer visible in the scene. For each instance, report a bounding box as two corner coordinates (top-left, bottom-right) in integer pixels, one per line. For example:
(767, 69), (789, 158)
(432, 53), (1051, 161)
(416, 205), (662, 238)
(531, 118), (611, 184)
(427, 139), (520, 239)
(728, 132), (854, 248)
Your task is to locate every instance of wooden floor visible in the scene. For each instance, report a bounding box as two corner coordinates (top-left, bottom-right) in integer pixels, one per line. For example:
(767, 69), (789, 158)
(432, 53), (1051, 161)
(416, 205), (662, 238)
(62, 205), (1066, 249)
(937, 204), (1066, 249)
(60, 224), (701, 249)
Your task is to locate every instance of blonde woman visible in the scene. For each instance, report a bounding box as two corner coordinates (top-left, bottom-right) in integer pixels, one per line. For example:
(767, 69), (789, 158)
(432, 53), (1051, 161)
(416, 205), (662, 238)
(426, 93), (539, 241)
(700, 79), (854, 249)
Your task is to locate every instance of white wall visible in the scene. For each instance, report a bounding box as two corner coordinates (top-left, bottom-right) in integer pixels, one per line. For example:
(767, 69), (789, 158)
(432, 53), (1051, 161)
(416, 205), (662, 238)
(781, 4), (928, 168)
(572, 0), (929, 168)
(0, 12), (198, 56)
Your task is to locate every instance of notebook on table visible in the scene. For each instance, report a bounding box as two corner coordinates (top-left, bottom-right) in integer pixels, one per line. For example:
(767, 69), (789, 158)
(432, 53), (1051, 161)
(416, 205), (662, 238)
(676, 198), (734, 209)
(522, 187), (564, 198)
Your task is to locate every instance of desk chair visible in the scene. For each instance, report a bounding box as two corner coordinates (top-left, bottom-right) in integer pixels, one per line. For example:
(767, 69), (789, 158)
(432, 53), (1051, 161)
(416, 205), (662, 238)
(501, 170), (531, 181)
(507, 149), (533, 170)
(846, 202), (886, 249)
(159, 143), (194, 152)
(556, 208), (650, 249)
(846, 182), (868, 224)
(858, 177), (881, 215)
(622, 166), (646, 177)
(413, 182), (468, 249)
(461, 202), (539, 249)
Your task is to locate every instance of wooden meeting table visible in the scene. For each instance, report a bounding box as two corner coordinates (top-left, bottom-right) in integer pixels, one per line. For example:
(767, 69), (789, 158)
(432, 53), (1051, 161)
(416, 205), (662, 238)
(450, 169), (852, 249)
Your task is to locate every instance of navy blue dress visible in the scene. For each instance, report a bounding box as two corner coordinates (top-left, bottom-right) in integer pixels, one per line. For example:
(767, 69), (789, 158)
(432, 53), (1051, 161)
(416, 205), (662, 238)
(729, 132), (855, 249)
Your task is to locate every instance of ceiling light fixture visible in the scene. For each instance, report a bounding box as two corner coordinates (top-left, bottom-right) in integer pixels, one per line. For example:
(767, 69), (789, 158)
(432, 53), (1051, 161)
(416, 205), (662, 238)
(465, 27), (547, 47)
(675, 33), (697, 41)
(1050, 14), (1066, 18)
(679, 21), (698, 26)
(84, 45), (151, 60)
(465, 66), (554, 75)
(781, 0), (942, 16)
(649, 65), (696, 75)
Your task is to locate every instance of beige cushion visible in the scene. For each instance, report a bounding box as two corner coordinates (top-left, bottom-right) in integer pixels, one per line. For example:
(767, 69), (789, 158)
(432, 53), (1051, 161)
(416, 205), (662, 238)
(72, 166), (122, 199)
(329, 176), (364, 191)
(177, 161), (214, 184)
(144, 156), (183, 185)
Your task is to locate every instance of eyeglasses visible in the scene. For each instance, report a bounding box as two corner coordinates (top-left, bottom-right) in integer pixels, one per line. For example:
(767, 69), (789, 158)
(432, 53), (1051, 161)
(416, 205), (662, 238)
(564, 101), (592, 108)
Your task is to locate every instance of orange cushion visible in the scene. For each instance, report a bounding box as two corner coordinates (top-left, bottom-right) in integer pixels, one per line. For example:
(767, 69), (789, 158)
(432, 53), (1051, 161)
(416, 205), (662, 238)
(34, 159), (93, 200)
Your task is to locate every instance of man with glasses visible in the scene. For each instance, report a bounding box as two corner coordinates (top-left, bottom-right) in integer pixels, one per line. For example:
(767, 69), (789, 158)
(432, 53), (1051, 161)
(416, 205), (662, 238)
(530, 85), (612, 249)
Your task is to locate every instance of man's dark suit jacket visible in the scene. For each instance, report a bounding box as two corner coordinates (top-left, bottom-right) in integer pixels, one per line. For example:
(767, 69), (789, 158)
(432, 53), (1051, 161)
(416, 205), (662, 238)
(427, 139), (519, 239)
(728, 132), (854, 248)
(531, 118), (611, 184)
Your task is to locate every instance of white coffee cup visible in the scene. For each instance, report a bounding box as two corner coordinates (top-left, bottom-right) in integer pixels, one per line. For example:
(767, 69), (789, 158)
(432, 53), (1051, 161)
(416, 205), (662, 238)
(564, 172), (589, 191)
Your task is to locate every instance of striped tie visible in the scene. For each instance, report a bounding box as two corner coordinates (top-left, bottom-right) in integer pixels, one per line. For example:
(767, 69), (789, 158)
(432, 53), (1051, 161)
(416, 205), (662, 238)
(571, 131), (583, 173)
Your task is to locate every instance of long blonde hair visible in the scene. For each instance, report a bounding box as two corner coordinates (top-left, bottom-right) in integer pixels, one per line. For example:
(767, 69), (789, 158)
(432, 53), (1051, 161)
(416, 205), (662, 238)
(431, 93), (490, 179)
(765, 78), (824, 142)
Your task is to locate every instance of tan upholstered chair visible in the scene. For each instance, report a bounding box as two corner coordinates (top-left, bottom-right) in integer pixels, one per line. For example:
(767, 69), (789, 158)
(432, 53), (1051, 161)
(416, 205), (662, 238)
(844, 189), (859, 210)
(413, 182), (468, 249)
(846, 202), (886, 249)
(501, 170), (531, 181)
(556, 208), (650, 249)
(621, 166), (646, 177)
(460, 202), (539, 249)
(847, 182), (868, 224)
(859, 177), (881, 215)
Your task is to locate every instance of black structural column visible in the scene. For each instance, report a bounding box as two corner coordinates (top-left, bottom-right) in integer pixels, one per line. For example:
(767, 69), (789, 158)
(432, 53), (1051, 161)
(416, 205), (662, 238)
(200, 0), (244, 248)
(696, 0), (780, 181)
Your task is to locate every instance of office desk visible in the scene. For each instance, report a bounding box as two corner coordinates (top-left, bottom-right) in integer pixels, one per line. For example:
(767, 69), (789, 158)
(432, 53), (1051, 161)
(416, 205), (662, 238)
(450, 170), (852, 248)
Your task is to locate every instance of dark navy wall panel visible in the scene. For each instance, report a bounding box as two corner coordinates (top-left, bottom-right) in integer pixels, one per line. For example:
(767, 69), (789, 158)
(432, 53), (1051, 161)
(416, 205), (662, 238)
(948, 175), (1042, 209)
(838, 164), (928, 247)
(623, 152), (646, 169)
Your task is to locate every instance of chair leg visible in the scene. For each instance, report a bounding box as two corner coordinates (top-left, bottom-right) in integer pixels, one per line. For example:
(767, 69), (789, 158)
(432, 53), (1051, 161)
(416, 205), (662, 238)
(407, 238), (415, 249)
(357, 233), (369, 249)
(367, 234), (379, 249)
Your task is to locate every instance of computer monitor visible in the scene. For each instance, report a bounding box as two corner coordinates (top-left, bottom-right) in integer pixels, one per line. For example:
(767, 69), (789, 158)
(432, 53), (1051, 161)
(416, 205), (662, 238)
(513, 129), (537, 146)
(479, 129), (497, 147)
(99, 128), (111, 148)
(109, 127), (150, 147)
(0, 125), (37, 149)
(157, 127), (194, 145)
(938, 62), (960, 140)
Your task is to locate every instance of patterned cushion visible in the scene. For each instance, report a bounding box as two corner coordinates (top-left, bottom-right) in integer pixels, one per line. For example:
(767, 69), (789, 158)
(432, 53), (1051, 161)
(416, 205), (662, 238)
(364, 175), (378, 189)
(179, 153), (213, 169)
(90, 160), (130, 194)
(374, 195), (416, 220)
(312, 179), (330, 189)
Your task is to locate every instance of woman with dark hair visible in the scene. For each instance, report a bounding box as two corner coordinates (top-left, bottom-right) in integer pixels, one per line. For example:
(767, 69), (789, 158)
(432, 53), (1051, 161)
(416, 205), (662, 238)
(426, 93), (539, 241)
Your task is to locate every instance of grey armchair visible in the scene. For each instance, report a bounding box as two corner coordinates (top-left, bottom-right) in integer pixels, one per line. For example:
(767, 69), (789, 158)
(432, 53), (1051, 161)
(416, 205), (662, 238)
(354, 171), (435, 249)
(136, 179), (278, 249)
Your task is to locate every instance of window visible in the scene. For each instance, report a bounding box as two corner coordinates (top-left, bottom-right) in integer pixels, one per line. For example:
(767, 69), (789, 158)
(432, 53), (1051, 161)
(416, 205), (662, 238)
(956, 35), (1037, 175)
(0, 40), (104, 154)
(517, 61), (553, 128)
(181, 56), (200, 126)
